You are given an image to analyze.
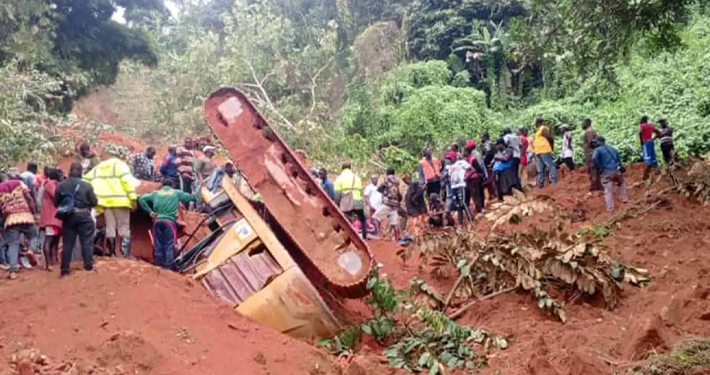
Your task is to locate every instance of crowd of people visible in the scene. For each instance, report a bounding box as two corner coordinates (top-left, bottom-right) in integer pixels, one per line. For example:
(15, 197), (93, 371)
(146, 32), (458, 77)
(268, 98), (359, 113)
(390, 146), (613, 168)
(315, 116), (676, 242)
(0, 137), (236, 280)
(0, 116), (676, 278)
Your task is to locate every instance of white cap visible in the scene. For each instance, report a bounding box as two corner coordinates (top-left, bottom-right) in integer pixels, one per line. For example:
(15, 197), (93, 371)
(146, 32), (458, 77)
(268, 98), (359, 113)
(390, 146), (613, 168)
(203, 145), (216, 153)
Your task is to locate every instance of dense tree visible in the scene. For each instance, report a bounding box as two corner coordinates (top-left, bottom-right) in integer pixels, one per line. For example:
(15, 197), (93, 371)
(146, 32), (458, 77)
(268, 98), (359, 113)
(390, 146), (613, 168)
(510, 0), (696, 78)
(1, 0), (164, 91)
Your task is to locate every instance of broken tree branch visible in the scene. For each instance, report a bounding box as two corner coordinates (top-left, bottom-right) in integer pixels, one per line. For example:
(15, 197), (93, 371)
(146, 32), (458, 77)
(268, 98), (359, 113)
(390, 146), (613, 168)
(448, 286), (518, 320)
(244, 60), (299, 133)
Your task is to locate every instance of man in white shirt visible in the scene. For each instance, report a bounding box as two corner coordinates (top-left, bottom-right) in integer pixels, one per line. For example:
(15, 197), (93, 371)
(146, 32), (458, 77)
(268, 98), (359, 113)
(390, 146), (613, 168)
(446, 155), (473, 224)
(503, 128), (522, 189)
(363, 174), (382, 214)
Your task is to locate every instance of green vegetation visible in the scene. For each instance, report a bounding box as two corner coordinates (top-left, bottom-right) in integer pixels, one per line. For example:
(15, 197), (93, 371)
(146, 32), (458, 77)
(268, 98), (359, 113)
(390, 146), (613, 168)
(633, 338), (710, 375)
(1, 0), (709, 174)
(318, 266), (505, 374)
(0, 0), (164, 166)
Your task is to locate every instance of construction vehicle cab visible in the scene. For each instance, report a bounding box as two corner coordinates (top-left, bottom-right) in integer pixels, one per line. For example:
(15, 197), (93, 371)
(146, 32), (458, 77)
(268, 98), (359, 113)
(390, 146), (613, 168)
(175, 176), (342, 339)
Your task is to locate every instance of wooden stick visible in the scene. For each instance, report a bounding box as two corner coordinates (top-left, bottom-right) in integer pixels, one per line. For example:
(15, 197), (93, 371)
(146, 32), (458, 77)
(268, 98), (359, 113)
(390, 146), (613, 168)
(448, 286), (518, 320)
(443, 273), (465, 311)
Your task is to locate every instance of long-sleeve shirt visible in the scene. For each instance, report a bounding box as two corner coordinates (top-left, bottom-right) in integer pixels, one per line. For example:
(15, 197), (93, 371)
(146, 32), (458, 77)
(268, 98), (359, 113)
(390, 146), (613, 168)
(160, 154), (178, 178)
(54, 177), (98, 211)
(138, 186), (197, 222)
(592, 144), (622, 173)
(0, 180), (35, 227)
(321, 178), (335, 200)
(405, 181), (426, 216)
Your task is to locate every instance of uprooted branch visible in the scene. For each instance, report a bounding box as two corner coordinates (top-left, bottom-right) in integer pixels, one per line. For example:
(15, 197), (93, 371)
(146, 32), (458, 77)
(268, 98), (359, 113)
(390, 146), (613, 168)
(410, 220), (650, 322)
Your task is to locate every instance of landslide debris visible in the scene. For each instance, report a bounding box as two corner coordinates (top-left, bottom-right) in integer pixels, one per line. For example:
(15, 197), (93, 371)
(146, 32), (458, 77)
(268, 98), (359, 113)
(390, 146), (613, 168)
(408, 219), (650, 322)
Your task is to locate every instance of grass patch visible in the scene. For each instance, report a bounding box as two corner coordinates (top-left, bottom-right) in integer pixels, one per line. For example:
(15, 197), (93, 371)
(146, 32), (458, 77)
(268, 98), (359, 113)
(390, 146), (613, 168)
(634, 338), (710, 375)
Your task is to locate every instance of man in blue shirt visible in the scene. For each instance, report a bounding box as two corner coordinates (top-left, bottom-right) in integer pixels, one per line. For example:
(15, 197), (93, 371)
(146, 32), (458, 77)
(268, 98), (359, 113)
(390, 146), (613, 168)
(592, 137), (628, 212)
(160, 146), (179, 180)
(318, 168), (335, 200)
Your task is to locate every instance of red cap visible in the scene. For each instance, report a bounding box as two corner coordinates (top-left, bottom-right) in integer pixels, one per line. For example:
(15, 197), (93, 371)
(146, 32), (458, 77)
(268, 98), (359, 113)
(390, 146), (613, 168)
(466, 140), (476, 148)
(445, 150), (457, 159)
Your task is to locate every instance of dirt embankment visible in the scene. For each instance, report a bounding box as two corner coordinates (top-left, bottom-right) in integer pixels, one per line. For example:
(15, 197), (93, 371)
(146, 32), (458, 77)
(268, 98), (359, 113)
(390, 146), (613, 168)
(0, 259), (348, 375)
(365, 164), (710, 374)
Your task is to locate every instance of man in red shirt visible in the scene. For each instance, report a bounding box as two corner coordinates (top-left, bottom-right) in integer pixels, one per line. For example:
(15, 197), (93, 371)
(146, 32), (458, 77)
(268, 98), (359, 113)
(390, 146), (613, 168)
(639, 115), (661, 167)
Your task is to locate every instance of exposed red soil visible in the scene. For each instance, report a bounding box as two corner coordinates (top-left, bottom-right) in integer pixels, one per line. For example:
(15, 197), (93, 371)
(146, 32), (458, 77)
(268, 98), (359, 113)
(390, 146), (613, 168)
(363, 164), (710, 374)
(0, 259), (347, 375)
(10, 96), (710, 375)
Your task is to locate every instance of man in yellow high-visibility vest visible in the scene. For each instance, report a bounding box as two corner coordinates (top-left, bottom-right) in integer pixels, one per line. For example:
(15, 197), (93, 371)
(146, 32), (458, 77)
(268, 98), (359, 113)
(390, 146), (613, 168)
(84, 151), (138, 258)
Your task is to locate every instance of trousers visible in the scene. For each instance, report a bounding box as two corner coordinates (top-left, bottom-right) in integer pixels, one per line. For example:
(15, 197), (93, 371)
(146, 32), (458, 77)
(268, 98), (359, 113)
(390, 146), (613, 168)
(466, 177), (485, 213)
(535, 153), (558, 188)
(153, 220), (177, 270)
(61, 211), (95, 275)
(601, 171), (628, 211)
(345, 209), (367, 240)
(4, 224), (38, 273)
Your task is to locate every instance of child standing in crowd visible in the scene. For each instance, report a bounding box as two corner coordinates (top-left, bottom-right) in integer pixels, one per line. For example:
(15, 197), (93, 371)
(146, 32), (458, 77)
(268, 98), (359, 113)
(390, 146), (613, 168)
(658, 118), (675, 165)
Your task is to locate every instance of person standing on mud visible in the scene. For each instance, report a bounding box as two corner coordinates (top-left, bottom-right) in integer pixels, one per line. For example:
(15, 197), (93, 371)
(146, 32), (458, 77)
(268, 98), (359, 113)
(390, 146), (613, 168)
(129, 146), (157, 181)
(657, 118), (675, 165)
(138, 178), (197, 270)
(39, 168), (62, 270)
(592, 137), (628, 212)
(195, 145), (218, 186)
(318, 168), (335, 200)
(77, 142), (100, 176)
(639, 116), (661, 168)
(492, 138), (517, 200)
(373, 167), (402, 240)
(84, 151), (138, 258)
(447, 154), (473, 224)
(531, 118), (557, 188)
(517, 128), (531, 188)
(560, 124), (575, 171)
(176, 138), (197, 208)
(160, 146), (179, 180)
(464, 140), (486, 213)
(55, 162), (98, 277)
(502, 128), (522, 188)
(0, 174), (39, 280)
(334, 163), (367, 240)
(480, 132), (498, 201)
(418, 148), (442, 197)
(403, 174), (426, 237)
(582, 119), (602, 193)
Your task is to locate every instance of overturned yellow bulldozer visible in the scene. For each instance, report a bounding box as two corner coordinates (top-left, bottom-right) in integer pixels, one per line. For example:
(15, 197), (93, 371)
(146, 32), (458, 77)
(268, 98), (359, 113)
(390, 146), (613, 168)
(173, 87), (374, 339)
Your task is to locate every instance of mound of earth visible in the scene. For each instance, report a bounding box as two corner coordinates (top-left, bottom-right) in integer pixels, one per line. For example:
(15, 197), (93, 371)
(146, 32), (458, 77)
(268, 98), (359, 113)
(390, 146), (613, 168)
(366, 164), (710, 374)
(0, 259), (345, 375)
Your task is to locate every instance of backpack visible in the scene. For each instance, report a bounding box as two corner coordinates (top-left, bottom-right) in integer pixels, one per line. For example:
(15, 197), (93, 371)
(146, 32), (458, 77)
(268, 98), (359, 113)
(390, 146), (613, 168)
(56, 183), (80, 220)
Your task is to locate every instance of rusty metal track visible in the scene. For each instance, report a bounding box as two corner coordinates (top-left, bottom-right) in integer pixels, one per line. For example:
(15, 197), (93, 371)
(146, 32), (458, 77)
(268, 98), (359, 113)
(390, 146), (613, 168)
(203, 87), (373, 299)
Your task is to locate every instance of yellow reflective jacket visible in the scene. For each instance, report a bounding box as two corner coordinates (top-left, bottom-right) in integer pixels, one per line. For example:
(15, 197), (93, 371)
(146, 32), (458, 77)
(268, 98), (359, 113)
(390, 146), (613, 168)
(84, 158), (138, 209)
(334, 169), (363, 201)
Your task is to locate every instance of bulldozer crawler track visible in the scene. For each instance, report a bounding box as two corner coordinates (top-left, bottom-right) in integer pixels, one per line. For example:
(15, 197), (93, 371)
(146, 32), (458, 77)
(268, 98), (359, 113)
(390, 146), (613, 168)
(203, 87), (373, 299)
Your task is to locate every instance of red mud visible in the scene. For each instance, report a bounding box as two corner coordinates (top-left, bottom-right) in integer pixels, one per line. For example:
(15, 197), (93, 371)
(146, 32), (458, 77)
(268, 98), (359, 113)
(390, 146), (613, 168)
(0, 259), (347, 375)
(365, 164), (710, 374)
(10, 97), (710, 375)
